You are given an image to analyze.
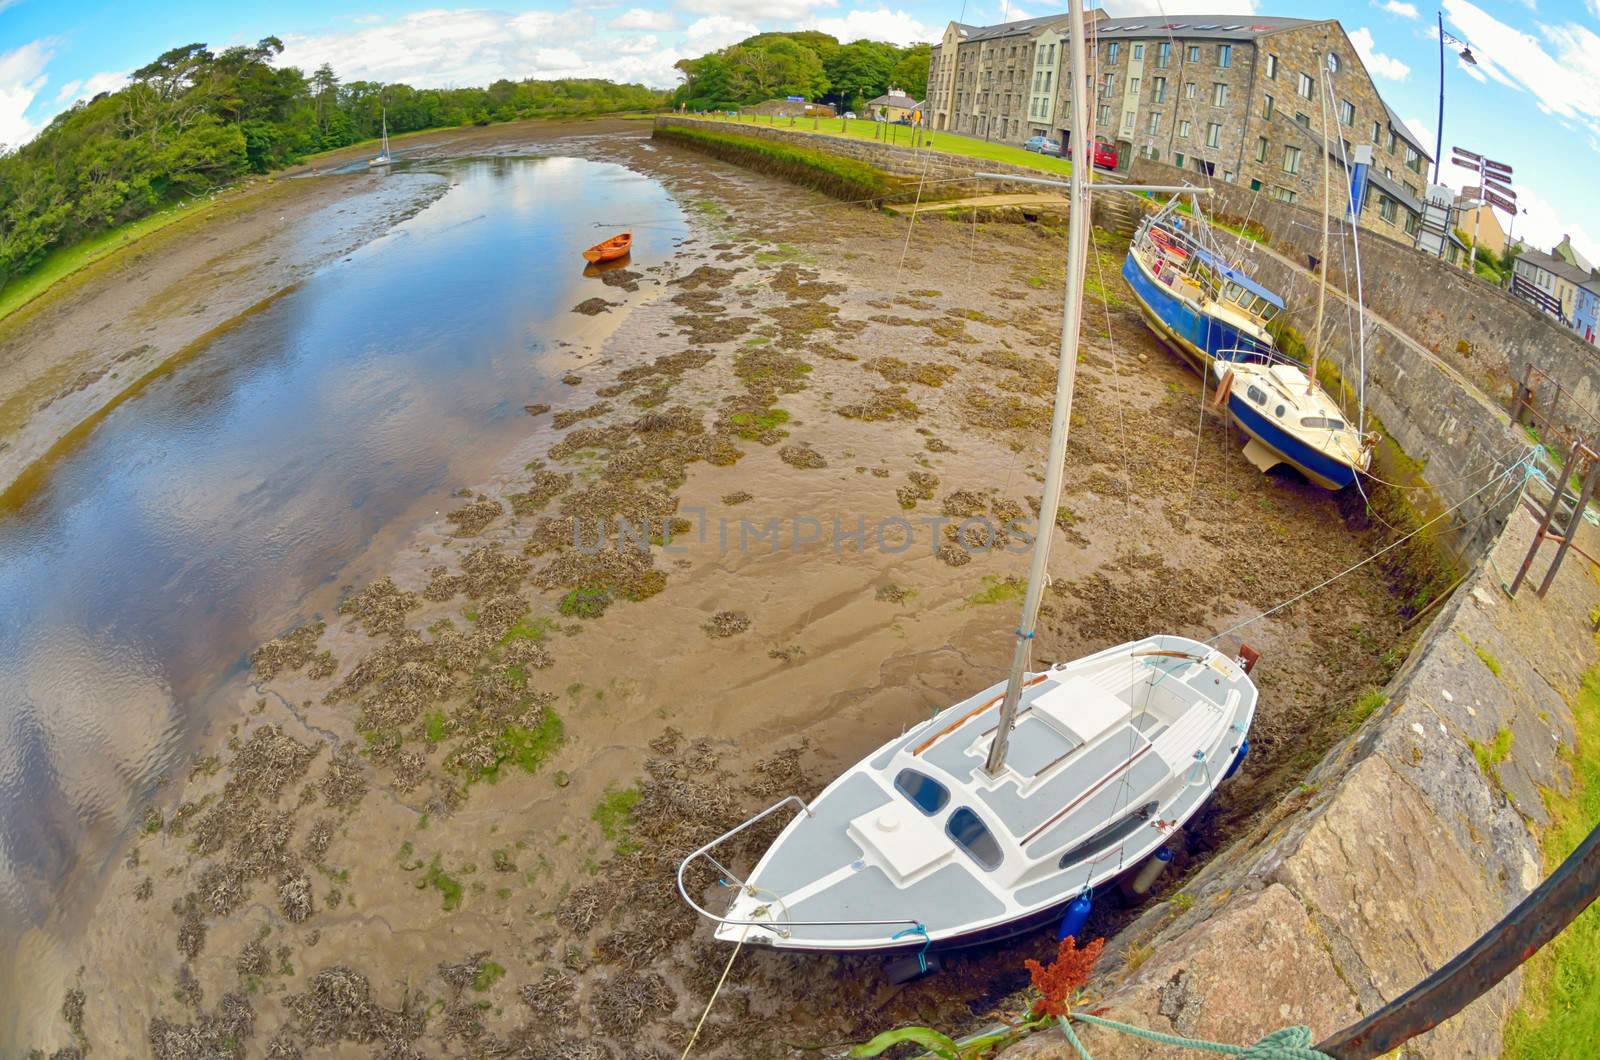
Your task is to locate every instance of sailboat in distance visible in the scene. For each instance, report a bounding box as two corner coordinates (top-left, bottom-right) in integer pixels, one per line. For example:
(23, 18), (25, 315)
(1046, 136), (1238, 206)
(677, 0), (1258, 956)
(368, 107), (392, 168)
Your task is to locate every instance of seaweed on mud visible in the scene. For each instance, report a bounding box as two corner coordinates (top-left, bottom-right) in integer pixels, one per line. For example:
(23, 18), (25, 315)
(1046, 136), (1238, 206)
(963, 386), (1051, 431)
(897, 470), (939, 509)
(459, 543), (529, 598)
(671, 265), (740, 291)
(978, 347), (1055, 395)
(552, 402), (613, 431)
(437, 951), (494, 992)
(508, 470), (573, 517)
(864, 356), (957, 388)
(281, 967), (425, 1051)
(778, 443), (826, 469)
(572, 297), (615, 316)
(837, 385), (920, 422)
(673, 311), (754, 345)
(520, 969), (577, 1021)
(134, 877), (154, 901)
(536, 546), (666, 605)
(702, 611), (750, 638)
(589, 971), (675, 1037)
(176, 903), (206, 960)
(875, 584), (911, 603)
(524, 403), (551, 417)
(720, 490), (753, 506)
(147, 993), (255, 1060)
(445, 496), (503, 537)
(318, 746), (368, 810)
(338, 577), (420, 638)
(251, 623), (328, 681)
(598, 268), (641, 293)
(938, 543), (973, 567)
(237, 939), (271, 978)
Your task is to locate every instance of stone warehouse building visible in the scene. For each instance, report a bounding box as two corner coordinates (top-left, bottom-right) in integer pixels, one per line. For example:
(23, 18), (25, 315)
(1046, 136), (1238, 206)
(927, 13), (1433, 241)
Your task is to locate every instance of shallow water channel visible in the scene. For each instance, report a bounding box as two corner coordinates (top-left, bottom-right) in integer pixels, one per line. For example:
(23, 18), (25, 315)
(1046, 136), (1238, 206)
(0, 155), (687, 1022)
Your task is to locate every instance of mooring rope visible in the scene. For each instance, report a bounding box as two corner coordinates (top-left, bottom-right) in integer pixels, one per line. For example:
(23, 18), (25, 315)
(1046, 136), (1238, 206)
(1058, 1013), (1331, 1058)
(680, 927), (748, 1059)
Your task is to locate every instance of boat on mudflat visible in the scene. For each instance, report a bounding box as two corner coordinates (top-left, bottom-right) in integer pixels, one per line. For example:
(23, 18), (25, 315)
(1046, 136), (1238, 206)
(1210, 358), (1372, 490)
(1122, 197), (1283, 373)
(680, 635), (1255, 954)
(582, 231), (632, 263)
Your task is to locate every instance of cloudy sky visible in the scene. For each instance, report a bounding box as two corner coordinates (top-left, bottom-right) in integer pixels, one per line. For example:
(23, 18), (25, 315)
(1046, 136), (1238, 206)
(2, 0), (1597, 258)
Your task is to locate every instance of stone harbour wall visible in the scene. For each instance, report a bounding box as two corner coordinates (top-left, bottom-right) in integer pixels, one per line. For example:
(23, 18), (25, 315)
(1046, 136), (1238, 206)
(1006, 505), (1599, 1057)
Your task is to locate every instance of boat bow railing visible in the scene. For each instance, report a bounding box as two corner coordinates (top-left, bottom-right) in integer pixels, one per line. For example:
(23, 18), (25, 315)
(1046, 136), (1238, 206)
(676, 794), (925, 940)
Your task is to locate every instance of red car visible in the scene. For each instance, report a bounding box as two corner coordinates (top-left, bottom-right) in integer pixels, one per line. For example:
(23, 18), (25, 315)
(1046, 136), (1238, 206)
(1092, 139), (1119, 170)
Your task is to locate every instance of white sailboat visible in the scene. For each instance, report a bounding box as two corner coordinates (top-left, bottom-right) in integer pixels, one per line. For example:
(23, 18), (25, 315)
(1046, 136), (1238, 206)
(677, 0), (1259, 957)
(368, 107), (392, 168)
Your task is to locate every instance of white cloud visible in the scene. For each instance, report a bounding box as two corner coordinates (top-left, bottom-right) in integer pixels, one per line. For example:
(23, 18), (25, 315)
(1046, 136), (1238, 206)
(611, 8), (675, 31)
(1403, 115), (1432, 152)
(805, 8), (938, 45)
(684, 15), (758, 52)
(0, 39), (51, 151)
(1350, 26), (1411, 81)
(1376, 0), (1420, 18)
(54, 79), (79, 103)
(1103, 0), (1256, 14)
(1443, 0), (1600, 139)
(676, 0), (837, 21)
(278, 8), (688, 89)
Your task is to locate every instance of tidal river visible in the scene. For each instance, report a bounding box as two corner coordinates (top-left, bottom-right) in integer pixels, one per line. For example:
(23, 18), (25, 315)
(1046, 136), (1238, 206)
(0, 154), (687, 1032)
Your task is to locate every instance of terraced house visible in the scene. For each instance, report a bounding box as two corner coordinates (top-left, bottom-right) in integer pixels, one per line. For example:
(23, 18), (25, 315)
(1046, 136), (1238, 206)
(927, 13), (1433, 241)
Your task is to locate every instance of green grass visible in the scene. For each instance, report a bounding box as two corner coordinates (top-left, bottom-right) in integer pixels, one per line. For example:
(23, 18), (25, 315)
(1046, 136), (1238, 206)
(500, 615), (557, 646)
(473, 711), (566, 782)
(1477, 645), (1504, 678)
(423, 711), (448, 744)
(558, 587), (612, 619)
(421, 856), (464, 912)
(1343, 688), (1389, 730)
(471, 960), (506, 992)
(591, 786), (642, 855)
(965, 575), (1027, 608)
(1506, 667), (1600, 1057)
(655, 123), (902, 203)
(1471, 726), (1515, 783)
(0, 198), (216, 324)
(693, 112), (1074, 176)
(727, 407), (790, 439)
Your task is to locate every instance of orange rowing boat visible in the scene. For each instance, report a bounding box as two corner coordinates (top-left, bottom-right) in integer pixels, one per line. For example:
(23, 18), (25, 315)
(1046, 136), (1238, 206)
(582, 231), (631, 263)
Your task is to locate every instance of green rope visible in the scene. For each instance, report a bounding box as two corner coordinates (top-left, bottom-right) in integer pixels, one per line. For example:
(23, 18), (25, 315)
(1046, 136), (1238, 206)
(1057, 1013), (1332, 1059)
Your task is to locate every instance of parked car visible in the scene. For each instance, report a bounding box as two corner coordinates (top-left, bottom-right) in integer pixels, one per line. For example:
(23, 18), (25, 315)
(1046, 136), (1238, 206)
(1023, 135), (1062, 156)
(843, 111), (857, 119)
(1092, 139), (1119, 169)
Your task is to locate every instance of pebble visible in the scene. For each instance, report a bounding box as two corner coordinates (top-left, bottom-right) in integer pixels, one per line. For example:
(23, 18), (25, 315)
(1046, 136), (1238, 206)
(1441, 689), (1454, 703)
(1410, 723), (1425, 736)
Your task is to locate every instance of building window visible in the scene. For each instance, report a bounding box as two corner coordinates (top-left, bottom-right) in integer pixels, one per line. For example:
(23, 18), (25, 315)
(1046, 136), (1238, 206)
(1370, 120), (1381, 142)
(1132, 43), (1144, 60)
(1123, 109), (1136, 132)
(1273, 186), (1298, 204)
(1107, 41), (1120, 64)
(1297, 72), (1314, 99)
(1187, 45), (1200, 63)
(1206, 122), (1221, 148)
(1179, 119), (1192, 138)
(1265, 53), (1278, 79)
(1184, 81), (1197, 100)
(1404, 145), (1421, 173)
(1255, 136), (1268, 162)
(1295, 111), (1310, 127)
(1404, 181), (1417, 199)
(1098, 103), (1112, 126)
(1212, 82), (1229, 106)
(1379, 195), (1398, 222)
(1147, 112), (1162, 134)
(1405, 211), (1420, 236)
(1219, 44), (1232, 67)
(1339, 99), (1354, 126)
(1157, 42), (1171, 68)
(1250, 178), (1262, 191)
(1283, 144), (1301, 174)
(1327, 51), (1341, 73)
(1130, 76), (1141, 96)
(1153, 76), (1167, 103)
(1263, 94), (1274, 119)
(1048, 44), (1055, 64)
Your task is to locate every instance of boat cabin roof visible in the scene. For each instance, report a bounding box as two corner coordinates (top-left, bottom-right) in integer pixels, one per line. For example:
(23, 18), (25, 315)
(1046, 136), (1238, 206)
(1192, 247), (1284, 310)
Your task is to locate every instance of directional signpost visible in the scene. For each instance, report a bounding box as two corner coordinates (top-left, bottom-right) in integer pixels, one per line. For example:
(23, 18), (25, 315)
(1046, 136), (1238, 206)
(1452, 147), (1515, 271)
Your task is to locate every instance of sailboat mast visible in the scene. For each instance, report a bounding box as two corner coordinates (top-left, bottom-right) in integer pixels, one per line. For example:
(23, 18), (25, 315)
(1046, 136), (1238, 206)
(984, 0), (1094, 777)
(1307, 78), (1332, 392)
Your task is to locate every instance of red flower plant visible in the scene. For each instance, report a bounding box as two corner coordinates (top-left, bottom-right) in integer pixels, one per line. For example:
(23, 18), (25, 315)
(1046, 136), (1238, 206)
(1024, 935), (1106, 1019)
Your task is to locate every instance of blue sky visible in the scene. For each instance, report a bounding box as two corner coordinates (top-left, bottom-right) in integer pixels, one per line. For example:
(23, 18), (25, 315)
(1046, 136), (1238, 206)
(2, 0), (1597, 257)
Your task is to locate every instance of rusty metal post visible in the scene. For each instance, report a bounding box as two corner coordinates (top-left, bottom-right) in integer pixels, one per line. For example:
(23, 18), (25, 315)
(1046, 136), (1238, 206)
(1537, 447), (1599, 596)
(1508, 440), (1580, 597)
(1317, 819), (1600, 1058)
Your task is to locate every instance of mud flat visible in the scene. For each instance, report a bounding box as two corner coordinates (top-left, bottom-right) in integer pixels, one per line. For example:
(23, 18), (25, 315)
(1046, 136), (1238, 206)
(15, 128), (1419, 1057)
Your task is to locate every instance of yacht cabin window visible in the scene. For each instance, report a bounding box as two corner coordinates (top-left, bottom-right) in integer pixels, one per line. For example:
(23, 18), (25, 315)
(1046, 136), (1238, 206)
(894, 769), (951, 816)
(946, 807), (1004, 870)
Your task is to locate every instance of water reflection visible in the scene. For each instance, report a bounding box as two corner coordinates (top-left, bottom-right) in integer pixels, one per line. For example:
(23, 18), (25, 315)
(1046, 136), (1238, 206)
(0, 155), (686, 1030)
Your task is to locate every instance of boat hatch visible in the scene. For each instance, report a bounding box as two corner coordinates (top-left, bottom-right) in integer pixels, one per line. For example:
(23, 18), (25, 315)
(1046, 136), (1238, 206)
(849, 802), (950, 882)
(893, 768), (950, 815)
(1032, 677), (1132, 746)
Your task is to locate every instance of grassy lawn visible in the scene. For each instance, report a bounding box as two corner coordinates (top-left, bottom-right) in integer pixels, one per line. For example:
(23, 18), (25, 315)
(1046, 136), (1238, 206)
(691, 112), (1073, 177)
(0, 198), (219, 325)
(1504, 663), (1600, 1058)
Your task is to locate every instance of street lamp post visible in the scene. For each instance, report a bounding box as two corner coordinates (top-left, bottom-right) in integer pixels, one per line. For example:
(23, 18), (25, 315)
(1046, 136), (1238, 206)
(1434, 13), (1477, 184)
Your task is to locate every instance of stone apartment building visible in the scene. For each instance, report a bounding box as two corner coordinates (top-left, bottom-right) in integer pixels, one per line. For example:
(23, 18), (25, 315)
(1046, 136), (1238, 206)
(927, 13), (1433, 241)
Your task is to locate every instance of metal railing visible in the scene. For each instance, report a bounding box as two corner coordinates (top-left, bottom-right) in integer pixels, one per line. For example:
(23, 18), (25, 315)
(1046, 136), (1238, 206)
(675, 795), (925, 941)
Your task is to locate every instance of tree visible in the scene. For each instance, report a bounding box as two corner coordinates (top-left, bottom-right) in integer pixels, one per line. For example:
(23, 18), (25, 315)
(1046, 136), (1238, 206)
(891, 44), (931, 100)
(824, 41), (899, 106)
